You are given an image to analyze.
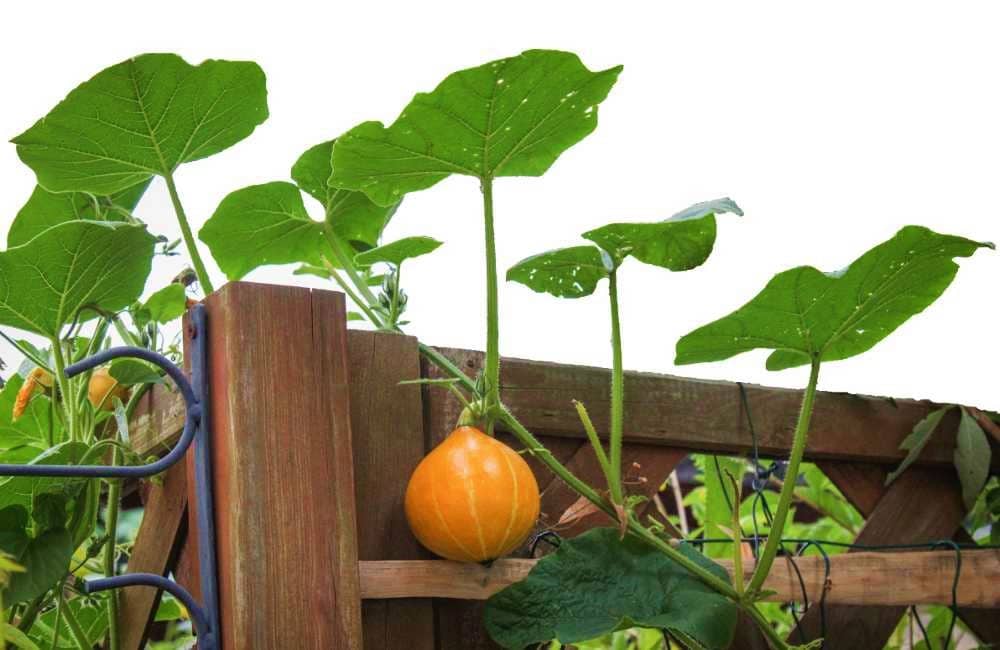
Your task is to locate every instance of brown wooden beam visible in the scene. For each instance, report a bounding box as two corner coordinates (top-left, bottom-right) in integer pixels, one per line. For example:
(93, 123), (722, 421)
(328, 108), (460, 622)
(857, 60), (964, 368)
(357, 549), (1000, 607)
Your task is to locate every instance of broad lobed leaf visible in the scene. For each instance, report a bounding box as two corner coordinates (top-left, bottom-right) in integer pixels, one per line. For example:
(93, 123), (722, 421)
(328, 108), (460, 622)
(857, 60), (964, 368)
(676, 226), (992, 370)
(507, 245), (610, 298)
(354, 236), (442, 268)
(484, 527), (736, 650)
(13, 53), (268, 195)
(330, 49), (622, 206)
(583, 197), (741, 270)
(0, 221), (156, 338)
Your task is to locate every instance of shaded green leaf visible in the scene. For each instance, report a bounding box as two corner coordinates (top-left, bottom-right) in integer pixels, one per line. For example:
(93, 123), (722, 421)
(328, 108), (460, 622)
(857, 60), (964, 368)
(141, 284), (187, 324)
(201, 182), (323, 280)
(485, 528), (736, 649)
(291, 140), (399, 248)
(354, 236), (442, 268)
(0, 442), (90, 512)
(5, 528), (73, 604)
(30, 492), (69, 534)
(330, 50), (622, 206)
(13, 54), (268, 195)
(583, 198), (742, 269)
(507, 246), (610, 298)
(699, 455), (744, 559)
(29, 594), (109, 650)
(0, 221), (156, 338)
(8, 181), (150, 247)
(109, 359), (163, 386)
(955, 408), (991, 511)
(2, 622), (39, 650)
(886, 407), (952, 486)
(676, 226), (992, 370)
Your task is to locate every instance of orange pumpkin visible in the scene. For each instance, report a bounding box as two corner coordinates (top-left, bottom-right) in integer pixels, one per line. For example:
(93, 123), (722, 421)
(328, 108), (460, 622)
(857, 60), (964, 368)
(404, 426), (540, 562)
(88, 367), (129, 411)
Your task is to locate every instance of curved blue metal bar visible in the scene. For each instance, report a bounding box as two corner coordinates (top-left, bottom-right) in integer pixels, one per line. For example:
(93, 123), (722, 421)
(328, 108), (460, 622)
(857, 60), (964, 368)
(0, 348), (199, 478)
(86, 573), (212, 644)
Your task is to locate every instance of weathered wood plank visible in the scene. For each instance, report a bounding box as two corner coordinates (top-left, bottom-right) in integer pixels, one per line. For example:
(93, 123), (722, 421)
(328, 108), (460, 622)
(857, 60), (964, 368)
(796, 464), (967, 649)
(358, 549), (1000, 606)
(119, 463), (188, 650)
(129, 339), (1000, 469)
(130, 382), (187, 458)
(206, 283), (362, 649)
(348, 330), (436, 650)
(821, 461), (1000, 646)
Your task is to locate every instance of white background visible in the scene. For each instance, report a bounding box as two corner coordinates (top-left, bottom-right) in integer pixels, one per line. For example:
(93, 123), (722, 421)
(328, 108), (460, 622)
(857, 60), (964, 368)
(1, 1), (997, 409)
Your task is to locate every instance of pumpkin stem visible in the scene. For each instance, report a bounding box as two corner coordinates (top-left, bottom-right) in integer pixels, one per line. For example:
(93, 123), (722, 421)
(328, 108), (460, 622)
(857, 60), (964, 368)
(457, 400), (486, 429)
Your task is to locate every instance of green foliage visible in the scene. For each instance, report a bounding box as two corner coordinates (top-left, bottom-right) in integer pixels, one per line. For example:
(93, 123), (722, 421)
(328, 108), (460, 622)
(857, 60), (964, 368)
(886, 407), (951, 486)
(0, 221), (156, 338)
(507, 246), (611, 298)
(8, 181), (149, 247)
(676, 226), (992, 370)
(354, 236), (442, 268)
(329, 49), (622, 205)
(140, 284), (188, 325)
(0, 375), (58, 449)
(109, 359), (163, 386)
(954, 408), (992, 511)
(696, 455), (744, 559)
(485, 528), (737, 650)
(13, 54), (268, 195)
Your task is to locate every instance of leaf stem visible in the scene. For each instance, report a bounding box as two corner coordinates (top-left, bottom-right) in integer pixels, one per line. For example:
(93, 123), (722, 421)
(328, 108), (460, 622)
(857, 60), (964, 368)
(573, 400), (616, 496)
(103, 445), (122, 650)
(164, 173), (214, 294)
(481, 177), (501, 427)
(608, 269), (625, 504)
(50, 338), (74, 442)
(746, 358), (821, 598)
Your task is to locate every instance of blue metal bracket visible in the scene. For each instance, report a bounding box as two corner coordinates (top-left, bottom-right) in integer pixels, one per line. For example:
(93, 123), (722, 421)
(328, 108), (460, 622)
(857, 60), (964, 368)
(0, 305), (220, 649)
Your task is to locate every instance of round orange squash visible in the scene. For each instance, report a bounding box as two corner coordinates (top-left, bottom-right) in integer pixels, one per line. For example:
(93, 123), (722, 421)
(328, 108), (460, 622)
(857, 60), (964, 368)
(404, 426), (540, 562)
(88, 367), (129, 412)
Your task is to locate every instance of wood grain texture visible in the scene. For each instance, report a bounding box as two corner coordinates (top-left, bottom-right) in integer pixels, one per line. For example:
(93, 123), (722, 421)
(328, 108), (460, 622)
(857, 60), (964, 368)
(429, 345), (999, 469)
(347, 330), (436, 650)
(358, 549), (1000, 606)
(206, 283), (362, 649)
(119, 463), (189, 650)
(820, 460), (1000, 646)
(795, 464), (967, 649)
(130, 382), (187, 457)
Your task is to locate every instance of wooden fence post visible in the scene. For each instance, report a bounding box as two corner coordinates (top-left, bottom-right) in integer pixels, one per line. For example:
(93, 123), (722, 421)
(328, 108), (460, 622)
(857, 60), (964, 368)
(202, 283), (362, 649)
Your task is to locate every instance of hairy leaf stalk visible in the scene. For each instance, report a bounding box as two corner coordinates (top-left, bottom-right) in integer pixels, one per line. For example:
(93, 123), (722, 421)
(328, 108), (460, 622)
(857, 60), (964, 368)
(608, 270), (625, 504)
(164, 173), (215, 294)
(482, 178), (501, 427)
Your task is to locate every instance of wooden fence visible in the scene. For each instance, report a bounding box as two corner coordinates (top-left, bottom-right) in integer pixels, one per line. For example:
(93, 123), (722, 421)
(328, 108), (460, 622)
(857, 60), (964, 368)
(119, 282), (1000, 650)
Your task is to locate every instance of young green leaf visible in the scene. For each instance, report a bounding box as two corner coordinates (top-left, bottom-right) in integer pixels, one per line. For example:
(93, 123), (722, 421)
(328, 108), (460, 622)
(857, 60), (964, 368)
(885, 406), (952, 486)
(0, 443), (90, 512)
(507, 246), (611, 298)
(201, 182), (324, 280)
(330, 50), (622, 206)
(0, 375), (57, 450)
(291, 139), (399, 247)
(354, 236), (442, 268)
(141, 284), (188, 324)
(13, 54), (268, 196)
(583, 198), (742, 269)
(484, 528), (736, 650)
(8, 181), (150, 247)
(2, 622), (38, 650)
(699, 455), (745, 559)
(676, 226), (992, 370)
(955, 407), (992, 510)
(109, 359), (163, 386)
(0, 221), (156, 338)
(4, 528), (73, 605)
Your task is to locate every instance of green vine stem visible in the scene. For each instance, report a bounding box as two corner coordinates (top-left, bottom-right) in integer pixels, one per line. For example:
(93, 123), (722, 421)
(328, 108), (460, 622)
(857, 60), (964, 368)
(607, 269), (625, 505)
(102, 445), (122, 650)
(481, 177), (501, 429)
(49, 338), (74, 442)
(746, 358), (821, 598)
(164, 173), (215, 294)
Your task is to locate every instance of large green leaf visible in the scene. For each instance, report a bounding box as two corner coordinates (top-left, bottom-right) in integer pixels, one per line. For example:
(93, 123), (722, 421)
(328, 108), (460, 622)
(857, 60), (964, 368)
(583, 198), (742, 269)
(484, 528), (737, 650)
(0, 442), (90, 512)
(140, 284), (187, 324)
(330, 50), (622, 206)
(30, 594), (108, 649)
(676, 226), (992, 370)
(8, 181), (150, 247)
(955, 408), (992, 510)
(0, 221), (156, 338)
(4, 528), (73, 605)
(0, 375), (57, 450)
(13, 53), (268, 195)
(354, 236), (442, 268)
(291, 139), (399, 248)
(201, 182), (322, 280)
(507, 246), (611, 298)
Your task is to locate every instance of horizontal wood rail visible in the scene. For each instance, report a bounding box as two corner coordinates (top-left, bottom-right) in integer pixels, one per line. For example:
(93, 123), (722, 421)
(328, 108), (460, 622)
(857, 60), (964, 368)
(359, 549), (1000, 608)
(131, 341), (999, 469)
